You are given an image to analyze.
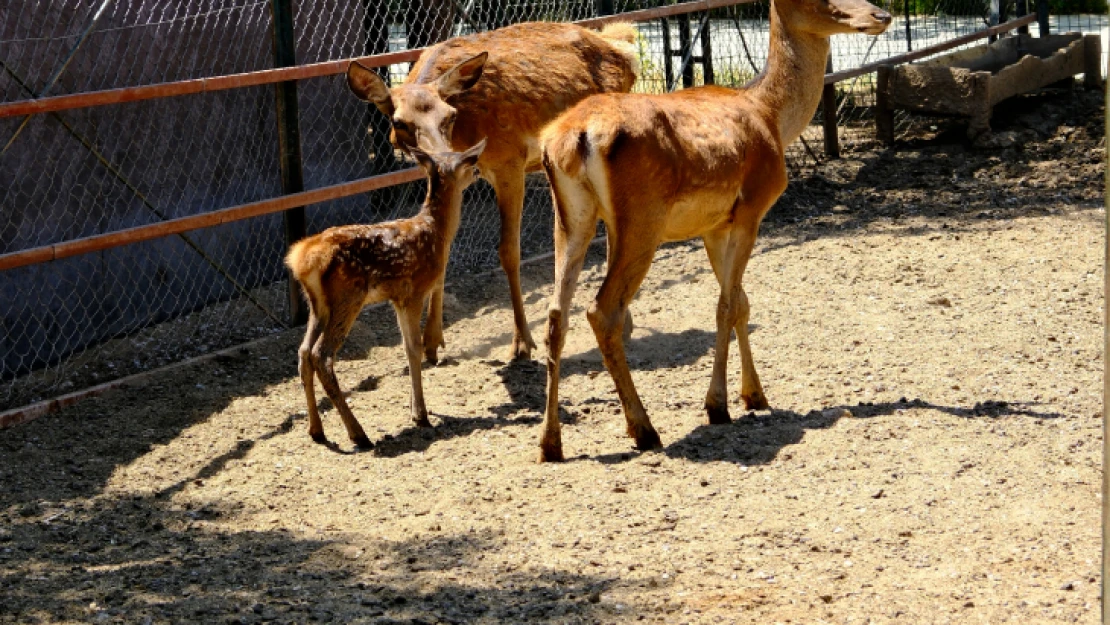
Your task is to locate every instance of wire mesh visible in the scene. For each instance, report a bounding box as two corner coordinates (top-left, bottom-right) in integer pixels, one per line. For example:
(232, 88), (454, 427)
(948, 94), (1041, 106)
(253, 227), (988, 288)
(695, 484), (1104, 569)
(0, 0), (1104, 412)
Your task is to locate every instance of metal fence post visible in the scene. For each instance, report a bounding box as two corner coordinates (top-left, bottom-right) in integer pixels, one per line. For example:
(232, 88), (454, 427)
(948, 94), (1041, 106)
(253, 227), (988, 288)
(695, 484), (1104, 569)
(596, 0), (614, 16)
(1016, 0), (1030, 35)
(988, 0), (1000, 42)
(678, 13), (695, 89)
(1037, 0), (1049, 36)
(270, 0), (308, 326)
(822, 54), (839, 159)
(903, 0), (912, 51)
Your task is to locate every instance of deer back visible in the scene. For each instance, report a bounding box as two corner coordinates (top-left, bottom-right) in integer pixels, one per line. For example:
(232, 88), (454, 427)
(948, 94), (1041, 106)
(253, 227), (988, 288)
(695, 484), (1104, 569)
(407, 22), (638, 166)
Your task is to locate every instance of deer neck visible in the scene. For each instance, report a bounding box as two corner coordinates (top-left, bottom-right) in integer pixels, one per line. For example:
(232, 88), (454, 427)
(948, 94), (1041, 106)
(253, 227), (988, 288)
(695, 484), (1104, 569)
(420, 180), (464, 253)
(749, 2), (831, 147)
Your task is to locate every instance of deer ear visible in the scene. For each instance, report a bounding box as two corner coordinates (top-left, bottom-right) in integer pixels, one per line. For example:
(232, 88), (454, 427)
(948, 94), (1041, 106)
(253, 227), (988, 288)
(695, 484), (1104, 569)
(460, 137), (487, 167)
(435, 52), (487, 98)
(347, 61), (394, 116)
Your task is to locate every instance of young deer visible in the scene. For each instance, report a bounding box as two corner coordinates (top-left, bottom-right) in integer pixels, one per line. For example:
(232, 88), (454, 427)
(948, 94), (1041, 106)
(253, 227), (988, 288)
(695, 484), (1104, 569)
(286, 140), (486, 448)
(536, 0), (892, 461)
(346, 21), (639, 362)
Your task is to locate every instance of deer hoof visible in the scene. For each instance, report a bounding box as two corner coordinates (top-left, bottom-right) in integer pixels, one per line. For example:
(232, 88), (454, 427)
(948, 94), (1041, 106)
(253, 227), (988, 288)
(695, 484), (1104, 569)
(538, 444), (565, 463)
(705, 403), (732, 425)
(424, 349), (439, 366)
(634, 428), (663, 451)
(414, 416), (432, 428)
(352, 434), (374, 450)
(742, 391), (770, 411)
(511, 338), (534, 361)
(310, 432), (328, 445)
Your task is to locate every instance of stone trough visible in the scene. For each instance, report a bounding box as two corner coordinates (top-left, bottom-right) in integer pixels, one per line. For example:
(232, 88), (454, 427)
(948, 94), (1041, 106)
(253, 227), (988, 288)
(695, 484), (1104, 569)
(875, 32), (1102, 142)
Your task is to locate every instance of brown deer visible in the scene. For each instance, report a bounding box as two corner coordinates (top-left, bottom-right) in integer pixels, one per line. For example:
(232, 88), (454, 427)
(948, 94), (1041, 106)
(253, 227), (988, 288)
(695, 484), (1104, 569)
(286, 140), (486, 448)
(536, 0), (892, 461)
(346, 21), (640, 362)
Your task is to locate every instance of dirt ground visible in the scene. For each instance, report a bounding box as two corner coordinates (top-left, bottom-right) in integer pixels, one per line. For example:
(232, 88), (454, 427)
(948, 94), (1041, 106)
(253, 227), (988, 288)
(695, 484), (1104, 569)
(1, 87), (1105, 624)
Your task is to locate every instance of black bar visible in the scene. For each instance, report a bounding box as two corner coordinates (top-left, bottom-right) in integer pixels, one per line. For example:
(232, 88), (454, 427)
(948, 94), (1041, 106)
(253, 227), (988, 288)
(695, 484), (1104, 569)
(822, 55), (839, 158)
(702, 17), (715, 85)
(678, 12), (694, 88)
(989, 0), (1000, 42)
(904, 0), (912, 52)
(596, 0), (615, 16)
(271, 0), (308, 326)
(1016, 0), (1029, 35)
(662, 18), (675, 91)
(1037, 0), (1049, 36)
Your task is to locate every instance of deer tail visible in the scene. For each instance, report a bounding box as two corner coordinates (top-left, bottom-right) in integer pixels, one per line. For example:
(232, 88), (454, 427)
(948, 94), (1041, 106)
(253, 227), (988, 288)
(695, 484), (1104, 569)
(599, 22), (637, 44)
(285, 236), (334, 311)
(598, 22), (641, 79)
(541, 124), (589, 179)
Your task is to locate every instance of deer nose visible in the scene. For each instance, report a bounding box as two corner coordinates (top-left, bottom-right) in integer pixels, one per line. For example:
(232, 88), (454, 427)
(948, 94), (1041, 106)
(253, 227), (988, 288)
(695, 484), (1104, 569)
(872, 10), (892, 24)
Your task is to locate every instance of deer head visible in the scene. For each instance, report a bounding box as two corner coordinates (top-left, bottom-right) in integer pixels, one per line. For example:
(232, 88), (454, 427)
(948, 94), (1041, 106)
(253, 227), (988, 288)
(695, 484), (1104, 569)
(781, 0), (893, 36)
(405, 137), (488, 203)
(347, 53), (489, 155)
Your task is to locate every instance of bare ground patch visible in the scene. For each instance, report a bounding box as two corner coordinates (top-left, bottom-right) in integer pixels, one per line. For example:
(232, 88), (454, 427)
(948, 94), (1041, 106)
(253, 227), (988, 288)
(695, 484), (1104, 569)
(0, 88), (1104, 624)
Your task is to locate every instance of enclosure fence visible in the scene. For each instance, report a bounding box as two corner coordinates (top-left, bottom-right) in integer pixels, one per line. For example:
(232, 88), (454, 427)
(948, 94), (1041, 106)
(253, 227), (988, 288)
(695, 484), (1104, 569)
(0, 0), (1096, 420)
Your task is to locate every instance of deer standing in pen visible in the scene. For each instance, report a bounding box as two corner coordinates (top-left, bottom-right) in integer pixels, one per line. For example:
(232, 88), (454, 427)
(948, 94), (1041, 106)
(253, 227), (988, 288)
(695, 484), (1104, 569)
(286, 140), (485, 448)
(346, 21), (640, 362)
(536, 0), (892, 461)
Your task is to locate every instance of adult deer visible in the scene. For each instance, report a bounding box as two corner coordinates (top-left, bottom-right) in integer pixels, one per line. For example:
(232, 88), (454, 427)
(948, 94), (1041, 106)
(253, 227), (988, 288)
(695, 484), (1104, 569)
(346, 22), (639, 362)
(286, 140), (485, 448)
(536, 0), (892, 461)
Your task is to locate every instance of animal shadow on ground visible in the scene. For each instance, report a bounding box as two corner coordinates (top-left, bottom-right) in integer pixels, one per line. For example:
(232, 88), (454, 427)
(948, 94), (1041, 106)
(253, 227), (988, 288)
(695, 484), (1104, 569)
(0, 497), (624, 624)
(655, 398), (1065, 466)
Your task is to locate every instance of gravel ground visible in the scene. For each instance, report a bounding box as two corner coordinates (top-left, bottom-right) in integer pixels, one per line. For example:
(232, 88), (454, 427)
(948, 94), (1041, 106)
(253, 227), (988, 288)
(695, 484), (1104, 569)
(0, 87), (1104, 624)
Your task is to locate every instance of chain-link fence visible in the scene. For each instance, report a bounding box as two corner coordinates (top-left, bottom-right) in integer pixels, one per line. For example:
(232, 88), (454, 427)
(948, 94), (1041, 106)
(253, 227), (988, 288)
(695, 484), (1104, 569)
(0, 0), (1101, 415)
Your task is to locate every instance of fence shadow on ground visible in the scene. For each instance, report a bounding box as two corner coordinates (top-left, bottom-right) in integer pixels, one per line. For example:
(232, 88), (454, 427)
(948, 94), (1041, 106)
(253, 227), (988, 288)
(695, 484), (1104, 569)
(0, 495), (625, 623)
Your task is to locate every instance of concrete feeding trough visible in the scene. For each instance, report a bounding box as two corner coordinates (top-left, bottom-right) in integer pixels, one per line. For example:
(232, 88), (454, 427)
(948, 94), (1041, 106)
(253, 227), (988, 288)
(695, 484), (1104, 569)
(875, 32), (1102, 142)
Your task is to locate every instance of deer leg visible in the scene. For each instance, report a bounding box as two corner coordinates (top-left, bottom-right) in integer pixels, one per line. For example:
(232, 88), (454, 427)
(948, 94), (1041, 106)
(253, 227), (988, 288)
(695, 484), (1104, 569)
(605, 237), (635, 341)
(490, 167), (535, 360)
(539, 209), (596, 463)
(394, 300), (431, 428)
(702, 230), (737, 424)
(587, 230), (661, 451)
(298, 311), (327, 443)
(422, 278), (446, 365)
(730, 223), (767, 411)
(311, 298), (372, 449)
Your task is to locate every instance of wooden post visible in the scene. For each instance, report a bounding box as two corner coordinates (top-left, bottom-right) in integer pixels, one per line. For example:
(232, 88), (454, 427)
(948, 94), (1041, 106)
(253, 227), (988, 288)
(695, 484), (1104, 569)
(822, 54), (839, 159)
(271, 0), (308, 326)
(875, 64), (895, 146)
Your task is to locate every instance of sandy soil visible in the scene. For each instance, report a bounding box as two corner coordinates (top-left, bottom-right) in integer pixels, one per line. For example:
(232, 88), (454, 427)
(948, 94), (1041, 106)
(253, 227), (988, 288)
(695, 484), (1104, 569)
(0, 87), (1104, 624)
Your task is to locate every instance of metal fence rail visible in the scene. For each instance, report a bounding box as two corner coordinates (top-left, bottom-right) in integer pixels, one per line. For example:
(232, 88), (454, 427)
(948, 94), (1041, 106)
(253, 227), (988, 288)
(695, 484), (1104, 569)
(0, 0), (1092, 417)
